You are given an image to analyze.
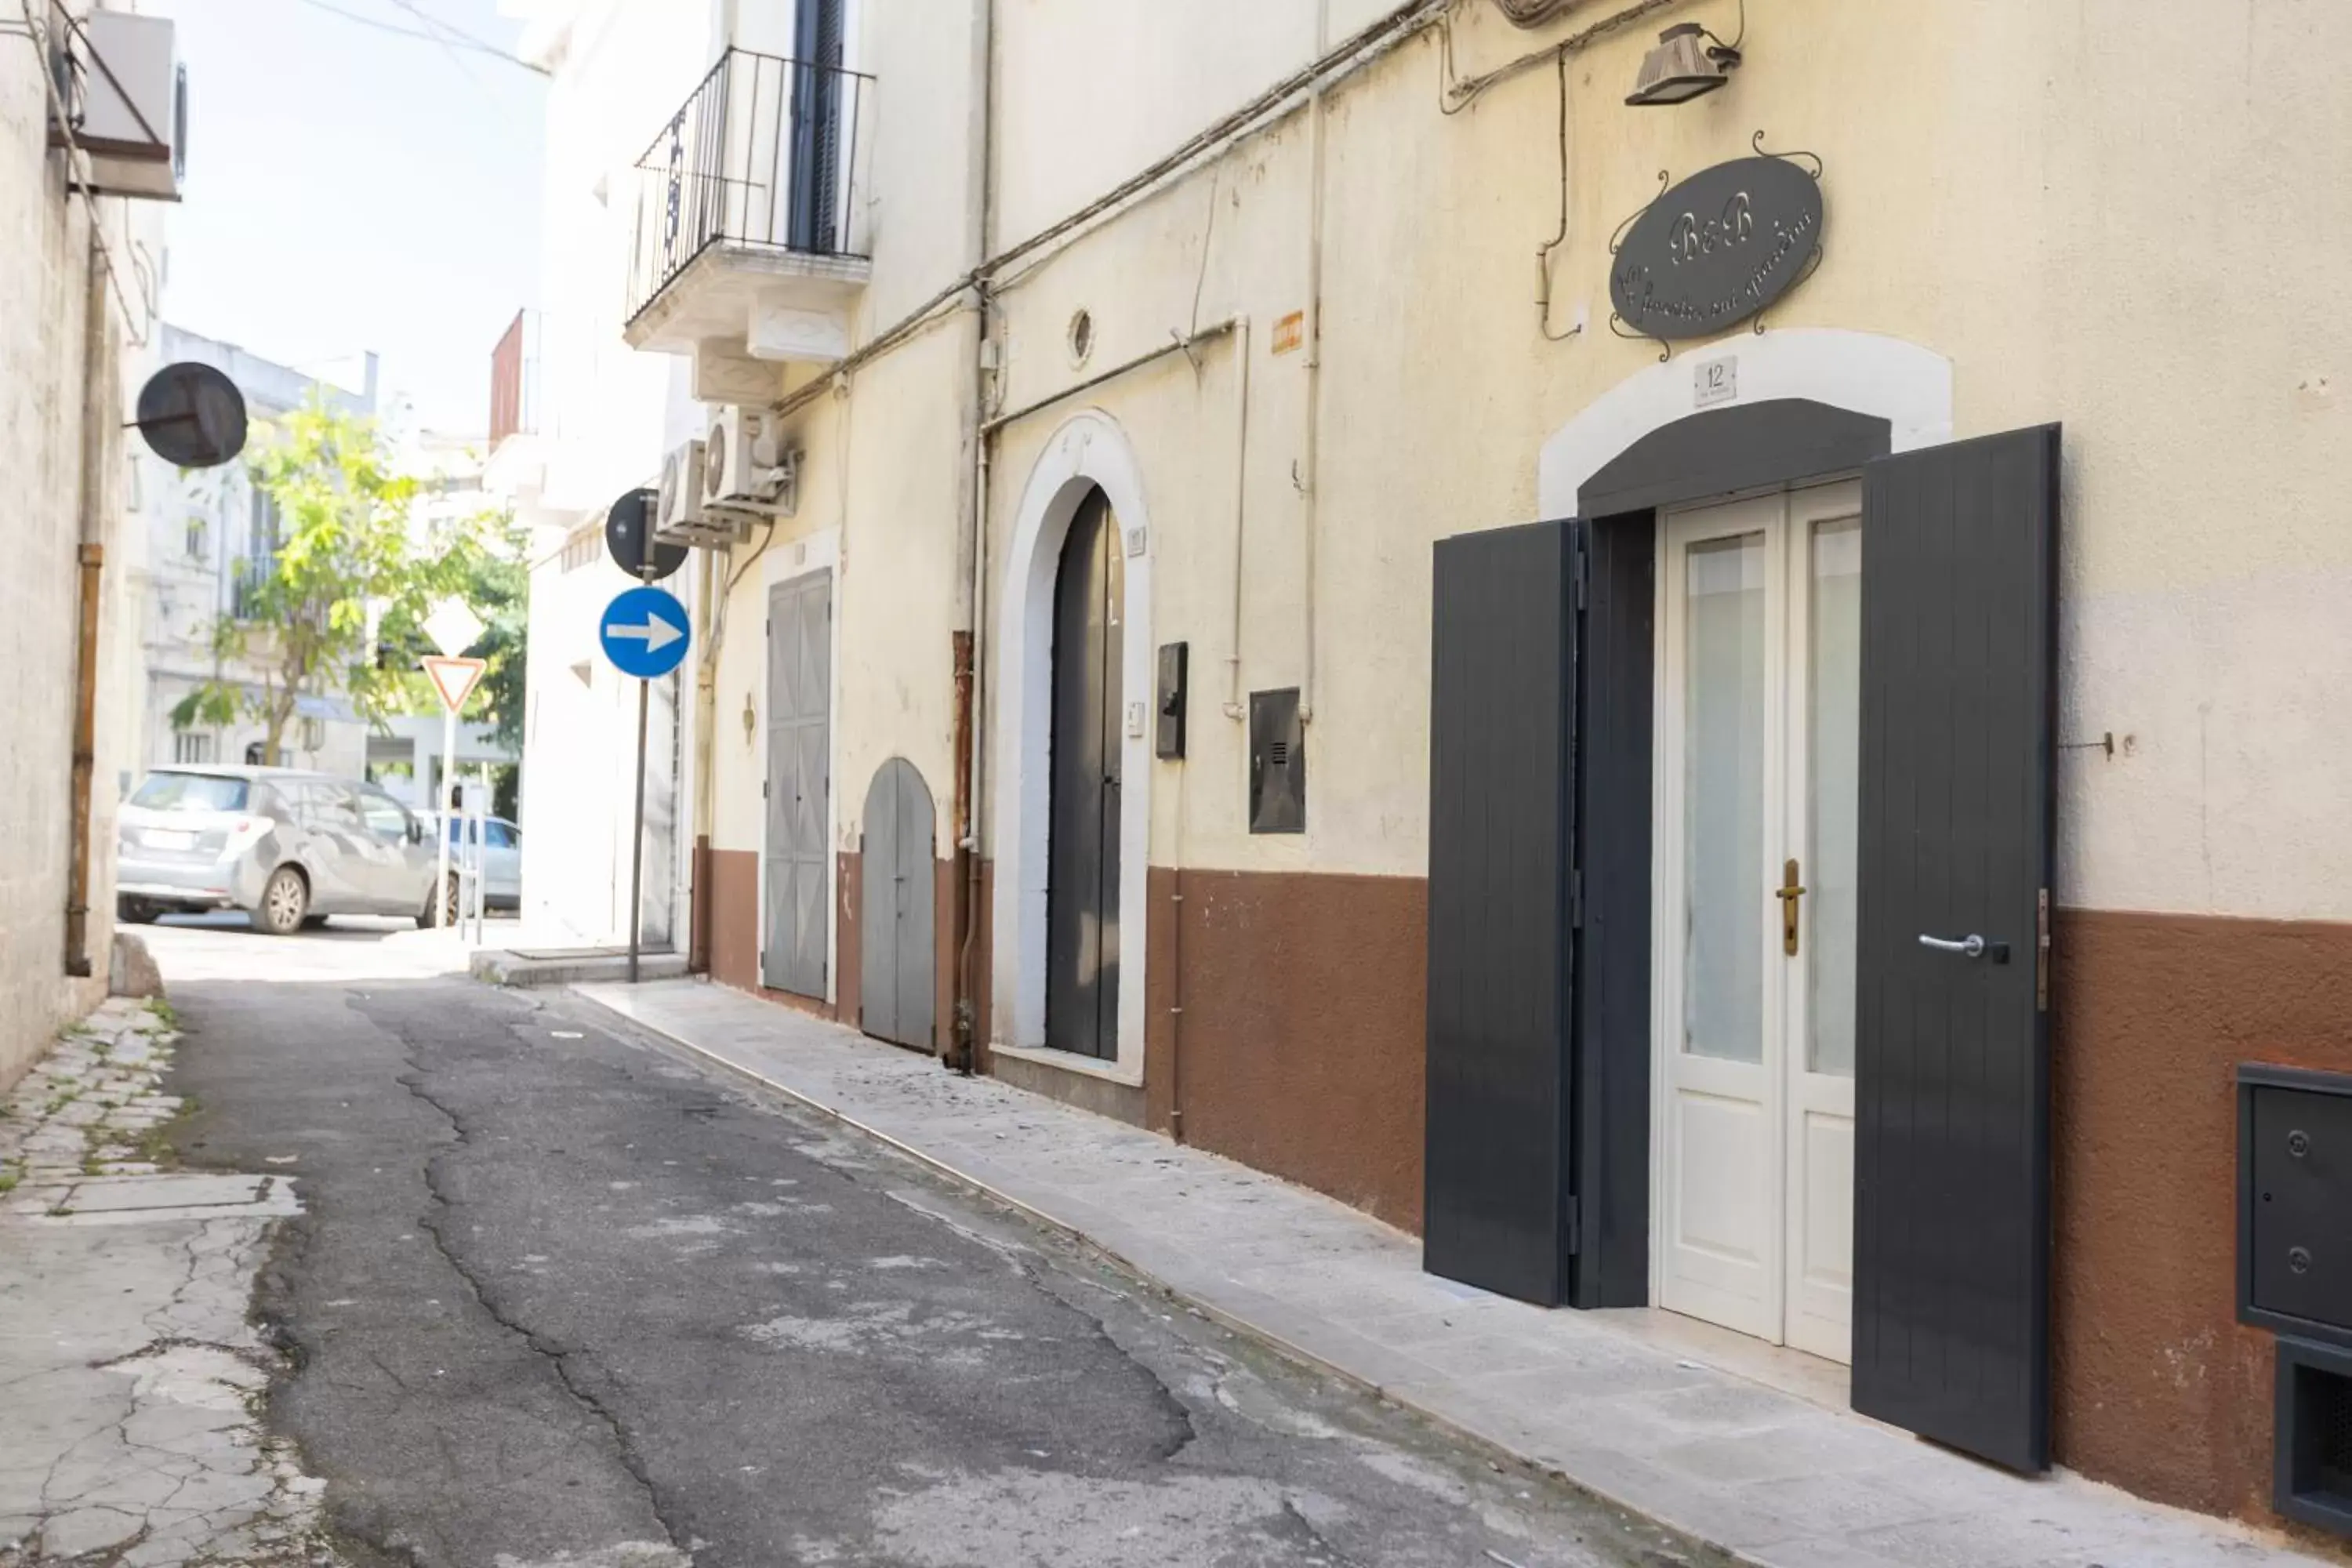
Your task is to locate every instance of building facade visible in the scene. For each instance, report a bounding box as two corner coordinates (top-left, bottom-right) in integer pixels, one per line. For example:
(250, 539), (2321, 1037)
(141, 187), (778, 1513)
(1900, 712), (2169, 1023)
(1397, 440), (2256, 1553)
(0, 3), (176, 1087)
(509, 0), (2352, 1537)
(132, 325), (379, 780)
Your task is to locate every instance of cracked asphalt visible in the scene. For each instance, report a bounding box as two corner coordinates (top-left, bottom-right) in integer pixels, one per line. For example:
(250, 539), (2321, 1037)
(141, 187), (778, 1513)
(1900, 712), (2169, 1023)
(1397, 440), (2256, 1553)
(147, 921), (1711, 1568)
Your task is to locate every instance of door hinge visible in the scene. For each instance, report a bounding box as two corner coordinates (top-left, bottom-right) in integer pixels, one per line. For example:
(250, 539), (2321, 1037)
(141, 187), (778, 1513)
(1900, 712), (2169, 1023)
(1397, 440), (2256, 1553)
(762, 779), (769, 800)
(2036, 887), (2051, 1013)
(1564, 1195), (1583, 1256)
(1568, 868), (1584, 931)
(1571, 537), (1589, 612)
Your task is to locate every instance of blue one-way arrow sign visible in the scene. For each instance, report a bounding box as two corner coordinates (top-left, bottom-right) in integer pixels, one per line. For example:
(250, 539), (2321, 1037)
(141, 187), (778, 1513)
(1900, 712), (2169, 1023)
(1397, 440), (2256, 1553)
(600, 586), (691, 679)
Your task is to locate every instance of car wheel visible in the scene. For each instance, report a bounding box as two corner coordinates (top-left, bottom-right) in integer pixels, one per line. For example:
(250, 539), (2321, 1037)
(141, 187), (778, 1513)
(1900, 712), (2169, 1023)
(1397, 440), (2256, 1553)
(117, 897), (159, 925)
(252, 866), (308, 935)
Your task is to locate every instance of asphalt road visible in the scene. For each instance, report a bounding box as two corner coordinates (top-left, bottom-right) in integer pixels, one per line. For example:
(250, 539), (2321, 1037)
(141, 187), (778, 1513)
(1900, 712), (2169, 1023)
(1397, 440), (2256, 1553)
(148, 920), (1711, 1568)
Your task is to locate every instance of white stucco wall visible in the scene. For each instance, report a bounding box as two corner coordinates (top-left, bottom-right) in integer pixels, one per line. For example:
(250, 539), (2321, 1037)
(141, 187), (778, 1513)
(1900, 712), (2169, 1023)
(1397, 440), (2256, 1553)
(0, 17), (154, 1086)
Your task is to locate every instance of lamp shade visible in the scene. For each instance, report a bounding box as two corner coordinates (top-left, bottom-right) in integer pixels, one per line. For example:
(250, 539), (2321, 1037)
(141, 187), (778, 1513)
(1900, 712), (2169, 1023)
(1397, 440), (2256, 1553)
(1626, 24), (1733, 106)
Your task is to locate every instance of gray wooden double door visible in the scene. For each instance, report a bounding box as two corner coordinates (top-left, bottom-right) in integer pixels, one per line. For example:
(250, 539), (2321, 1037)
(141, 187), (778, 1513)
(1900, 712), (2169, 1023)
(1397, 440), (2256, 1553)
(859, 758), (935, 1050)
(764, 572), (831, 999)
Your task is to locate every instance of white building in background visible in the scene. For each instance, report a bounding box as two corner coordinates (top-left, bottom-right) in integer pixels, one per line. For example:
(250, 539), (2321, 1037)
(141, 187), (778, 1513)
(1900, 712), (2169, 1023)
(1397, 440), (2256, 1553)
(482, 0), (704, 955)
(132, 324), (378, 777)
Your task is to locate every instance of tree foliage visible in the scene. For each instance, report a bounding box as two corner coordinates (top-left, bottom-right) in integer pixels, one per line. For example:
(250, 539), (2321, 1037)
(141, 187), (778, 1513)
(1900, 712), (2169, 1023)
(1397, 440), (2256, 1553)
(170, 397), (488, 763)
(456, 522), (529, 751)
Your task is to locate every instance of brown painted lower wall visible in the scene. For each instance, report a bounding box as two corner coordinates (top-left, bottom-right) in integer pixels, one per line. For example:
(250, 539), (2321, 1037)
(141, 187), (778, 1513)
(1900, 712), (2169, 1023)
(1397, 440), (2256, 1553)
(704, 845), (961, 1051)
(1143, 866), (1427, 1232)
(2053, 908), (2352, 1539)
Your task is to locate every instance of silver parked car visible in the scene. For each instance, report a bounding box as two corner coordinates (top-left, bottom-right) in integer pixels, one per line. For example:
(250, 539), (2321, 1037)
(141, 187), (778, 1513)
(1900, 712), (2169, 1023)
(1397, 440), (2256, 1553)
(437, 814), (522, 916)
(116, 766), (441, 935)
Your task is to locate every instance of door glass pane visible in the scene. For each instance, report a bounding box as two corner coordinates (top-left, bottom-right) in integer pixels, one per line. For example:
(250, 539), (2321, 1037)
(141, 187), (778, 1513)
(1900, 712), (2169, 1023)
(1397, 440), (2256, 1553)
(1683, 532), (1766, 1063)
(1808, 517), (1863, 1077)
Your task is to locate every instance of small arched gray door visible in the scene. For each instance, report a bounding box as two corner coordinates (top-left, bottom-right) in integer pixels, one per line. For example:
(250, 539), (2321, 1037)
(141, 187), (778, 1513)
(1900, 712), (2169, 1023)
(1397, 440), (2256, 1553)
(858, 758), (936, 1051)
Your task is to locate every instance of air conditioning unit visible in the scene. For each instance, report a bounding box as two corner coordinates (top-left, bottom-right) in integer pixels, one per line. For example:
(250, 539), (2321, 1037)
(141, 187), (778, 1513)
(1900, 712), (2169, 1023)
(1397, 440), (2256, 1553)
(52, 12), (187, 201)
(652, 437), (746, 549)
(702, 405), (798, 516)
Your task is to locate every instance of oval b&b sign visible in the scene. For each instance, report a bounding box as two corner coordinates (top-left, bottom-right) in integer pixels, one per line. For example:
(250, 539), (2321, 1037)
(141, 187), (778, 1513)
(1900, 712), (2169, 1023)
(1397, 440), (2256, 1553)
(1610, 155), (1823, 340)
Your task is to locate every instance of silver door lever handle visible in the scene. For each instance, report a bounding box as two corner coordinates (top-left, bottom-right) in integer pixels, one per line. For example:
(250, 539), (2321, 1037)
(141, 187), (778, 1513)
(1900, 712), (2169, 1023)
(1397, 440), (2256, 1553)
(1918, 933), (1988, 959)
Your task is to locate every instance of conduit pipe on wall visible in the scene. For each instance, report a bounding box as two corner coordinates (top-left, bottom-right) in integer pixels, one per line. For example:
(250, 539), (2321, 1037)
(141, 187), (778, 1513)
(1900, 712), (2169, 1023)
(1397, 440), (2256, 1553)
(64, 229), (111, 979)
(950, 0), (996, 1074)
(1297, 0), (1331, 726)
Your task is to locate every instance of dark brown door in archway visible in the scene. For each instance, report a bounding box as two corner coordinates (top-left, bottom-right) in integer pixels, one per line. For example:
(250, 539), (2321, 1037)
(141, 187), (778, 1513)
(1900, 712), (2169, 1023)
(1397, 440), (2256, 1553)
(1046, 488), (1123, 1060)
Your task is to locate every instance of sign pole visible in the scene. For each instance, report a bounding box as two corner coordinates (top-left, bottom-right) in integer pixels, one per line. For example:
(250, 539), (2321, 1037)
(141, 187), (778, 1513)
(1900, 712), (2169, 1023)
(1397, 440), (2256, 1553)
(594, 506), (686, 985)
(626, 558), (656, 985)
(435, 705), (456, 926)
(627, 672), (650, 984)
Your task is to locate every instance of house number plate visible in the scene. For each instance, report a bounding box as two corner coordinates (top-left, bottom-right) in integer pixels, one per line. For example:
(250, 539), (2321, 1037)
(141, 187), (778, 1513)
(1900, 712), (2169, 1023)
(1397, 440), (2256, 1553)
(1695, 356), (1737, 408)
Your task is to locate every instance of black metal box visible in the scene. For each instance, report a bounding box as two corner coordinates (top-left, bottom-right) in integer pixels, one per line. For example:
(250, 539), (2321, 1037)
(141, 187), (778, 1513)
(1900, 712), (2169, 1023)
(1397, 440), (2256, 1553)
(1248, 688), (1303, 833)
(1155, 641), (1187, 760)
(2277, 1336), (2352, 1537)
(2241, 1065), (2352, 1342)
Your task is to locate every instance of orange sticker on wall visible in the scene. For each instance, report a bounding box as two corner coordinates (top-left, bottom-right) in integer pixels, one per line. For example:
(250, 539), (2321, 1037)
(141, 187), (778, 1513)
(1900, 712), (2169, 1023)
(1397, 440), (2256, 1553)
(1271, 310), (1305, 356)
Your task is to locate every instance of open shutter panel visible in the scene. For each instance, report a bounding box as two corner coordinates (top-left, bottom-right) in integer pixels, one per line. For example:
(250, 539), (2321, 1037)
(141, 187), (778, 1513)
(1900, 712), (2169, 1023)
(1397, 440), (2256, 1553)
(1425, 519), (1577, 1306)
(1851, 425), (2060, 1474)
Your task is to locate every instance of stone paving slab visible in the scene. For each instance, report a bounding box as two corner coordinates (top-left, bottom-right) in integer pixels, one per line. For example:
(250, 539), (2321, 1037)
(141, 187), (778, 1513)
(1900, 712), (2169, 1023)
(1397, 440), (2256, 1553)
(573, 977), (2324, 1568)
(0, 996), (336, 1566)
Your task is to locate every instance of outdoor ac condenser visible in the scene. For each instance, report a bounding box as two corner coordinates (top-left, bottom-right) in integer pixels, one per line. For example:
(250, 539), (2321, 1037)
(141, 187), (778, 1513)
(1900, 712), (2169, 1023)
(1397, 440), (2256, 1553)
(56, 11), (186, 201)
(702, 405), (795, 514)
(653, 437), (747, 549)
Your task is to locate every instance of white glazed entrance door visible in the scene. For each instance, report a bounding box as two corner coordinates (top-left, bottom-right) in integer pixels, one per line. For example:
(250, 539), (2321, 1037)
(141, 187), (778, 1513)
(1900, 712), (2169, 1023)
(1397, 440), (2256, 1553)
(1654, 481), (1861, 1363)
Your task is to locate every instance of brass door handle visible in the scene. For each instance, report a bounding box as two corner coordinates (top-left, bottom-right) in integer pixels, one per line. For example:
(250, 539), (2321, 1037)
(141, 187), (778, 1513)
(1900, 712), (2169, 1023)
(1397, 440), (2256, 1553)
(1776, 858), (1806, 956)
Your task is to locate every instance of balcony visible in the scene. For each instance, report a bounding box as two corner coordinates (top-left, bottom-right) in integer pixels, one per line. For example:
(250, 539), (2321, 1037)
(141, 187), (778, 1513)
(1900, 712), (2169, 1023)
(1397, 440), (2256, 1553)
(488, 309), (540, 450)
(485, 308), (546, 500)
(622, 49), (874, 390)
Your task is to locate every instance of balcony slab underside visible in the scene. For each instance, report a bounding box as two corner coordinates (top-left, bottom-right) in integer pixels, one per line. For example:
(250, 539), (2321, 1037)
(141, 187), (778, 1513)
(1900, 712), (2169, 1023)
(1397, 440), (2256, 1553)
(624, 243), (870, 365)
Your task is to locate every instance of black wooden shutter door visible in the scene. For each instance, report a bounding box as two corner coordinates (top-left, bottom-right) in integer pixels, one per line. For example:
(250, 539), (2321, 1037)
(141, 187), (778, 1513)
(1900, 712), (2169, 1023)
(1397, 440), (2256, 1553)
(1425, 519), (1576, 1306)
(1851, 425), (2060, 1474)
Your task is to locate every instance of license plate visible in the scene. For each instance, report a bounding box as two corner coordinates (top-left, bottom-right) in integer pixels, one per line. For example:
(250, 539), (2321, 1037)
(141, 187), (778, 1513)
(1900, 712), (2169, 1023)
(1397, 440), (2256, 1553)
(143, 829), (198, 852)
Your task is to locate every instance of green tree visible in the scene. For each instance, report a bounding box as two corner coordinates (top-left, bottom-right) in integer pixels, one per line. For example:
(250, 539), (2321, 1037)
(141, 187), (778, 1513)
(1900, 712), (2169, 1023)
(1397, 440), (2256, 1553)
(457, 520), (529, 752)
(171, 397), (483, 762)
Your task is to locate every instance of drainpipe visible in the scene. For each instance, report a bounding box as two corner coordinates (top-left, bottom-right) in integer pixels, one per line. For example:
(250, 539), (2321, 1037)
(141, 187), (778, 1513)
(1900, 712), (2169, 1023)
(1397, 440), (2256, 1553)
(1221, 314), (1254, 720)
(949, 0), (995, 1073)
(64, 228), (111, 979)
(1297, 0), (1330, 725)
(690, 541), (719, 972)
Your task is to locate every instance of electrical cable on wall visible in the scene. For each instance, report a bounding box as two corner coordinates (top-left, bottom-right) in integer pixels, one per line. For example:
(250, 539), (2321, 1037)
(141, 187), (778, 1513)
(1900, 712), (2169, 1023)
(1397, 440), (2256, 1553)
(1490, 0), (1589, 26)
(1536, 47), (1581, 341)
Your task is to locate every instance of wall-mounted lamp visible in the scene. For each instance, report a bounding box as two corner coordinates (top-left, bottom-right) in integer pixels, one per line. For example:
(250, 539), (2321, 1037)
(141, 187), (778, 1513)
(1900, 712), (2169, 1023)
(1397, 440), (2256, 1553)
(1624, 22), (1741, 106)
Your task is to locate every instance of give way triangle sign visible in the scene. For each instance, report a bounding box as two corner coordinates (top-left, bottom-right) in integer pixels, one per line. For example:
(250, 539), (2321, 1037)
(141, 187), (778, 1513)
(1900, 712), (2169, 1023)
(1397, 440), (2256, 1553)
(422, 655), (488, 713)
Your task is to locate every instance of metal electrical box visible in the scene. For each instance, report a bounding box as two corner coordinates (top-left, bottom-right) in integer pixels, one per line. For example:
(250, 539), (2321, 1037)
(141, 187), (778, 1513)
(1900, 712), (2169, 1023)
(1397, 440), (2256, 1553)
(2241, 1066), (2352, 1341)
(1248, 688), (1303, 833)
(1155, 642), (1187, 760)
(2278, 1336), (2352, 1537)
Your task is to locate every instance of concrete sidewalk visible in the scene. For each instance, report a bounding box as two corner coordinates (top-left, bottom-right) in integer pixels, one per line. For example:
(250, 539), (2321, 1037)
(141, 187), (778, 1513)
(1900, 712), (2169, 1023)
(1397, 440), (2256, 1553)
(0, 999), (326, 1566)
(573, 978), (2314, 1568)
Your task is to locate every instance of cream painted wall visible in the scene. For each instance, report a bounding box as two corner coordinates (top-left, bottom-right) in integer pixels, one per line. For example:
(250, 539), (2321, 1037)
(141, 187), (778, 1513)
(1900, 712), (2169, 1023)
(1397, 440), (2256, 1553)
(952, 0), (2352, 925)
(695, 0), (2352, 942)
(704, 318), (973, 865)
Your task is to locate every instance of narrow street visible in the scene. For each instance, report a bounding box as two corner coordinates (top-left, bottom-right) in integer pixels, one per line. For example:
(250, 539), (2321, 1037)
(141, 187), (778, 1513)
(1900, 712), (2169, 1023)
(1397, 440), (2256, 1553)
(143, 921), (1708, 1568)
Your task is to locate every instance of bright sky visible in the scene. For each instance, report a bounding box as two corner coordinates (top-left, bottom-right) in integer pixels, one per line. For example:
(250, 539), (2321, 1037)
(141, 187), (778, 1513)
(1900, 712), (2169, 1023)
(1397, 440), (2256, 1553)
(145, 0), (546, 435)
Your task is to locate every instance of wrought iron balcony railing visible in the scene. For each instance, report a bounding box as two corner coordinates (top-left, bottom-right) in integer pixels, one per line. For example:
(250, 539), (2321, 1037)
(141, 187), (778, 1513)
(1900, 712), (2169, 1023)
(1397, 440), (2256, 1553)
(625, 48), (873, 329)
